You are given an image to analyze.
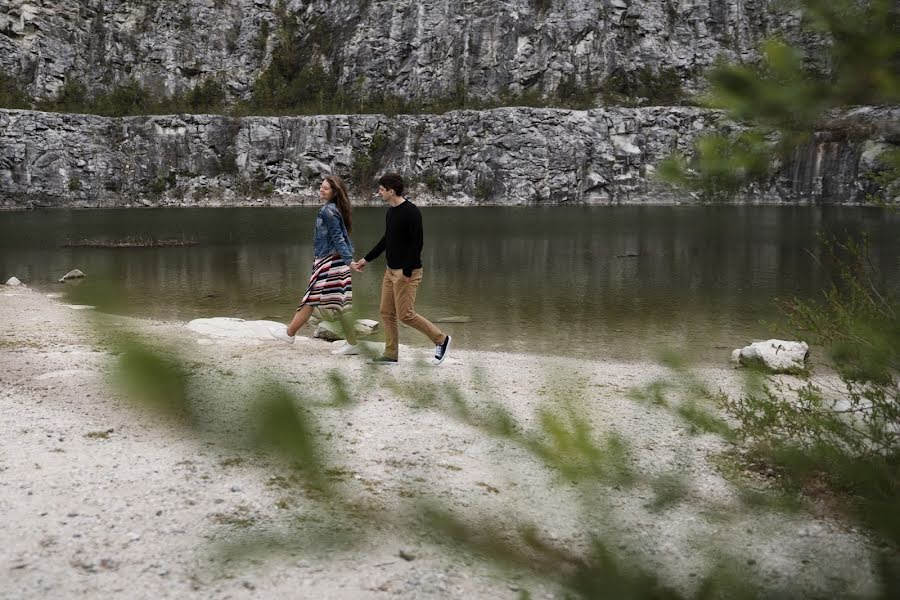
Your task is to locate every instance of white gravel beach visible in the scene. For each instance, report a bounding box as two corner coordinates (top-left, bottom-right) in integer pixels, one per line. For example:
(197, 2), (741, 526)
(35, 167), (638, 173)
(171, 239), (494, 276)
(0, 285), (884, 599)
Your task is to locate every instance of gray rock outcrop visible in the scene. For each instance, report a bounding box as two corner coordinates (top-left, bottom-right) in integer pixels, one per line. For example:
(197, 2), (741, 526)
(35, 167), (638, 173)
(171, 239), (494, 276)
(1, 106), (896, 207)
(1, 1), (800, 104)
(58, 269), (85, 282)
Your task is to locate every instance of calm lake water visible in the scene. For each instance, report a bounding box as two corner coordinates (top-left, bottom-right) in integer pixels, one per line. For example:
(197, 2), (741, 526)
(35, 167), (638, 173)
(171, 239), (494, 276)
(1, 206), (897, 361)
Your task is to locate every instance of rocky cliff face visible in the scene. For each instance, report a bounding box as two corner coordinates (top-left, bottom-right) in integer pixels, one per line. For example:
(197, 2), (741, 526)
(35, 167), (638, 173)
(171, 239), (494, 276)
(2, 106), (896, 208)
(1, 0), (791, 103)
(1, 1), (892, 208)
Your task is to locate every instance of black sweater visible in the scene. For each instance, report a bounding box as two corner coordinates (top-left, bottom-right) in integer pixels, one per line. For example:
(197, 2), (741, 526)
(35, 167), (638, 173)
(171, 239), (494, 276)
(363, 200), (423, 277)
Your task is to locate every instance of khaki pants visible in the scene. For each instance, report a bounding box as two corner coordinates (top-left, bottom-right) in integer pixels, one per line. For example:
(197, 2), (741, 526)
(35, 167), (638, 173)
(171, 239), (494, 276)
(379, 268), (444, 360)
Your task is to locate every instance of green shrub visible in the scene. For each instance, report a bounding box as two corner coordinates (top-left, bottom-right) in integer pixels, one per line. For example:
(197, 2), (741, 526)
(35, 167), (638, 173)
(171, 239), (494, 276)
(531, 0), (553, 15)
(350, 132), (389, 191)
(235, 167), (274, 197)
(0, 71), (32, 109)
(39, 80), (88, 113)
(36, 74), (233, 116)
(601, 66), (686, 106)
(474, 175), (492, 200)
(82, 78), (153, 117)
(719, 236), (900, 543)
(218, 150), (238, 176)
(245, 7), (343, 114)
(148, 171), (177, 195)
(555, 72), (598, 109)
(149, 176), (168, 195)
(255, 19), (270, 56)
(184, 77), (226, 113)
(422, 170), (445, 193)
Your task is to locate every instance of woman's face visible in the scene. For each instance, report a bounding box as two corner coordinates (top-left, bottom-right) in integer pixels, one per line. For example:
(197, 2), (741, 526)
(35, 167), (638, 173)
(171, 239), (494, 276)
(319, 179), (335, 201)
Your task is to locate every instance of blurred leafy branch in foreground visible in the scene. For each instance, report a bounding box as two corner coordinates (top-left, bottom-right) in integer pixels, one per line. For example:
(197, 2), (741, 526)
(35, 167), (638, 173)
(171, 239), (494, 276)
(111, 338), (787, 598)
(718, 235), (899, 544)
(105, 234), (899, 598)
(659, 0), (900, 202)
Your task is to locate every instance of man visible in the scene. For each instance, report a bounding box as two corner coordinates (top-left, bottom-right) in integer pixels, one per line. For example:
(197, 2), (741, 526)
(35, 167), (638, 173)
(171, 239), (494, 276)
(351, 173), (451, 365)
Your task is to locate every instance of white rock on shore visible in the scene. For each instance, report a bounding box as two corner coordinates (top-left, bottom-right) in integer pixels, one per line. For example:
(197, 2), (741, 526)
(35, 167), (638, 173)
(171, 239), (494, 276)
(733, 339), (809, 373)
(5, 277), (24, 286)
(186, 317), (286, 343)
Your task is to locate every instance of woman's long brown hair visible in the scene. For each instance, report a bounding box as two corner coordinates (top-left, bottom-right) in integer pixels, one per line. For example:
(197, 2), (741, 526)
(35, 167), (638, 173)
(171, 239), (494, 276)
(324, 175), (352, 233)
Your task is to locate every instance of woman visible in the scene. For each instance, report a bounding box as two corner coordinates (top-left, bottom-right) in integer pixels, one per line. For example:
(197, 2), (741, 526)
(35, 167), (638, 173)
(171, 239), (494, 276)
(269, 175), (360, 355)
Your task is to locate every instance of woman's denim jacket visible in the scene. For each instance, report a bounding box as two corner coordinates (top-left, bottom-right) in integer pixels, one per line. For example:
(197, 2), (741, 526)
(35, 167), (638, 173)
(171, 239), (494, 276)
(314, 201), (353, 266)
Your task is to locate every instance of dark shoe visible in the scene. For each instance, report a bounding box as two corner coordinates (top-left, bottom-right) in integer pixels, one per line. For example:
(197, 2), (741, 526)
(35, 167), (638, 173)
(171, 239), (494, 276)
(370, 355), (398, 364)
(432, 335), (451, 365)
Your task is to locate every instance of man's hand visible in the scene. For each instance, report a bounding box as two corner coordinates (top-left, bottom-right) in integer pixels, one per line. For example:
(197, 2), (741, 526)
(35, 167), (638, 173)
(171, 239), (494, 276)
(350, 258), (367, 272)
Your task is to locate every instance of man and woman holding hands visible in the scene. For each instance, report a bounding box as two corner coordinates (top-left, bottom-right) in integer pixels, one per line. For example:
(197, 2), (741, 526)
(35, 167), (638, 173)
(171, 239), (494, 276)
(269, 172), (452, 366)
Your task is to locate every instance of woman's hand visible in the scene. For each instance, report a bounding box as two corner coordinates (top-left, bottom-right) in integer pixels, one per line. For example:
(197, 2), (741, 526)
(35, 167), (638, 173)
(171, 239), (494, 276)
(350, 258), (367, 272)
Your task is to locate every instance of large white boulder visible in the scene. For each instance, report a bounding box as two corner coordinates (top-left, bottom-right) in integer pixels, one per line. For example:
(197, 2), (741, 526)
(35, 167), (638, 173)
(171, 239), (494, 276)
(5, 277), (23, 286)
(187, 317), (287, 344)
(734, 340), (809, 373)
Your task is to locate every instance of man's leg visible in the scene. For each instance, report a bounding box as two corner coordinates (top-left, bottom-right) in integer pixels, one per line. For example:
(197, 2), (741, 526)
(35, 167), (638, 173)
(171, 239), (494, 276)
(379, 269), (399, 360)
(394, 268), (446, 346)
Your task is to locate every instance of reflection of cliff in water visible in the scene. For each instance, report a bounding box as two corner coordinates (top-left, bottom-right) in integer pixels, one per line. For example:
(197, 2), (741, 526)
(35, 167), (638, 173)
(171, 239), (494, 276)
(1, 206), (897, 360)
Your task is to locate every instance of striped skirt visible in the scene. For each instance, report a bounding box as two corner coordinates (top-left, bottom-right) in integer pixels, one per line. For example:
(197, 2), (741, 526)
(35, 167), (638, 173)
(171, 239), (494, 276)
(298, 255), (352, 315)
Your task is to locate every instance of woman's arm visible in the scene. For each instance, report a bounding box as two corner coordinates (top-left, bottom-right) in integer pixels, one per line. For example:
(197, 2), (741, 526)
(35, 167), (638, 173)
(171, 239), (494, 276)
(323, 205), (354, 265)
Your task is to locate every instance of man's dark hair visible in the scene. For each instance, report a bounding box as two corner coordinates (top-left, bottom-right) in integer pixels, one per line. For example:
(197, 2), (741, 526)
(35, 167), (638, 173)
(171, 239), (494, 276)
(378, 173), (404, 197)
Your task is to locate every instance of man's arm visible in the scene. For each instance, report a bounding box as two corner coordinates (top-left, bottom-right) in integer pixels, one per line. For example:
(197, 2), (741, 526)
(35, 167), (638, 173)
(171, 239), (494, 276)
(352, 234), (386, 272)
(402, 207), (423, 278)
(363, 235), (386, 263)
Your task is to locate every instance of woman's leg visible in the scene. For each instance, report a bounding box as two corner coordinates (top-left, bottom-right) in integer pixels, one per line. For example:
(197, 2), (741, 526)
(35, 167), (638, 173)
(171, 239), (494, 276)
(287, 305), (314, 336)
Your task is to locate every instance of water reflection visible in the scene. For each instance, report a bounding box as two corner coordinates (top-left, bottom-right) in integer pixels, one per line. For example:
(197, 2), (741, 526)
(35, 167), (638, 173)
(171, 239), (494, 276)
(1, 206), (896, 361)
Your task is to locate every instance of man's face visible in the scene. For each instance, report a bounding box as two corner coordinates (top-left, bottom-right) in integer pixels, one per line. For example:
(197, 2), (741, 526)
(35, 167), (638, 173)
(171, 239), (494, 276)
(377, 185), (392, 202)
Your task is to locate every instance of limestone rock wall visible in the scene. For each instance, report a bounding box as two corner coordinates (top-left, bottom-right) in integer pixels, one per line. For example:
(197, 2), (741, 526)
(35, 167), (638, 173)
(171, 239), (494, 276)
(2, 106), (896, 208)
(1, 0), (792, 103)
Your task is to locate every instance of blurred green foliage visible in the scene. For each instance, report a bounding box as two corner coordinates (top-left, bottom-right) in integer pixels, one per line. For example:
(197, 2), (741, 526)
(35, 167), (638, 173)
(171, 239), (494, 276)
(658, 131), (772, 202)
(661, 0), (900, 202)
(866, 148), (900, 204)
(99, 315), (900, 597)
